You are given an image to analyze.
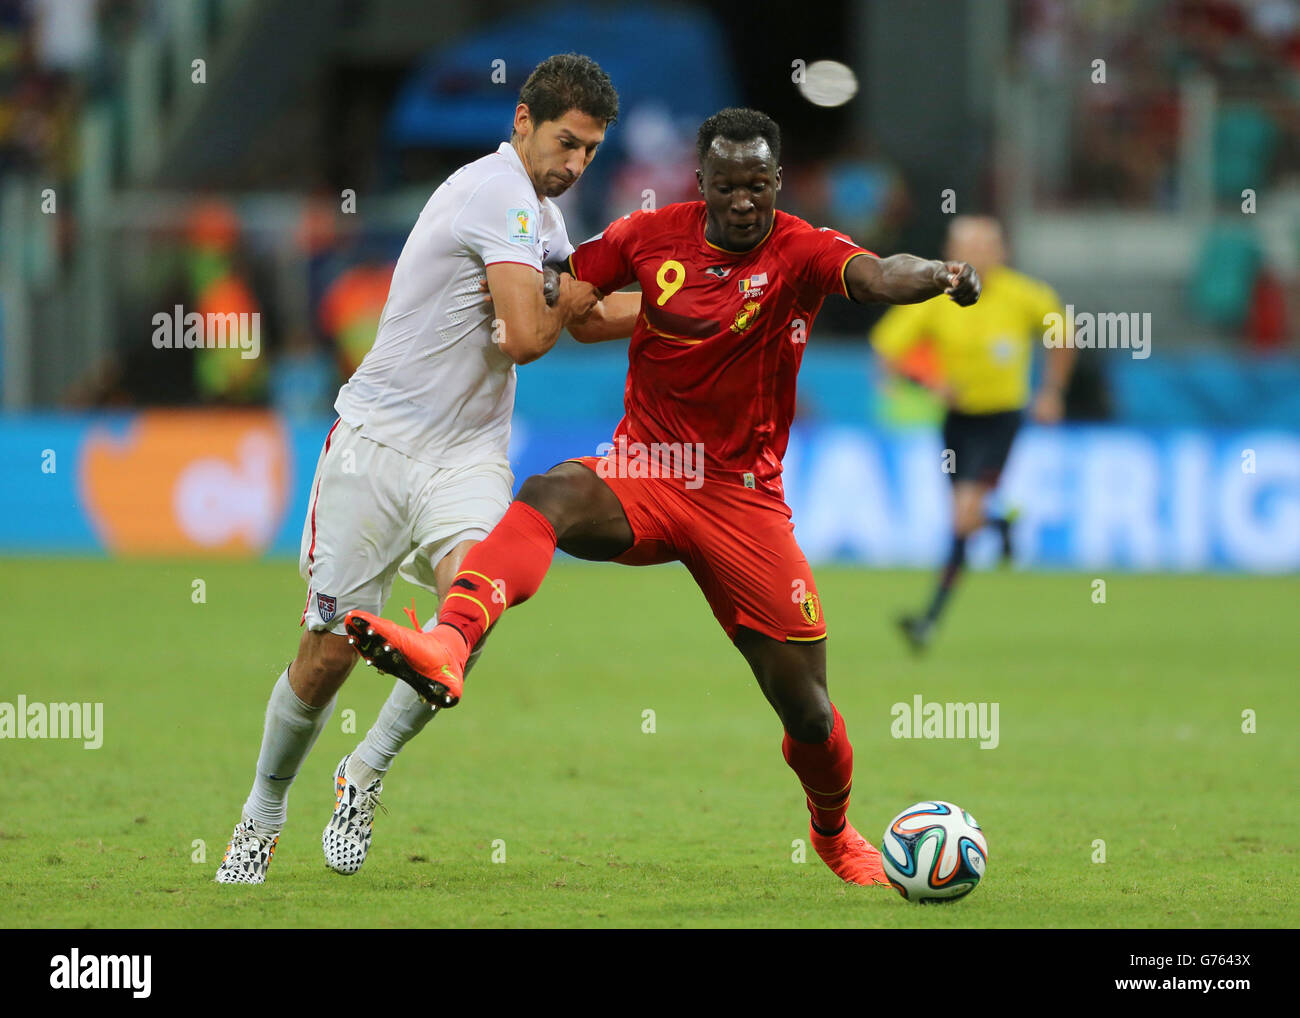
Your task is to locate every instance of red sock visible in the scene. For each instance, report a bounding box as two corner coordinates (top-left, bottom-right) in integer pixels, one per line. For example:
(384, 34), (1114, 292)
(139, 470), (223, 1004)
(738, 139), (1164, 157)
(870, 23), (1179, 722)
(436, 501), (557, 657)
(782, 704), (853, 835)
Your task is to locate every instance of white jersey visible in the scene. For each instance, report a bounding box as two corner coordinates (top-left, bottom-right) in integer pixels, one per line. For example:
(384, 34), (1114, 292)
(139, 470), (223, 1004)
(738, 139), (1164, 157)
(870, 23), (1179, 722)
(334, 141), (574, 466)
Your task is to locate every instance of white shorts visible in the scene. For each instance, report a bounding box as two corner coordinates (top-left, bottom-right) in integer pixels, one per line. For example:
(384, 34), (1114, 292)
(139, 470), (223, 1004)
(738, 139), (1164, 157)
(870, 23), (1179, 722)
(298, 419), (514, 633)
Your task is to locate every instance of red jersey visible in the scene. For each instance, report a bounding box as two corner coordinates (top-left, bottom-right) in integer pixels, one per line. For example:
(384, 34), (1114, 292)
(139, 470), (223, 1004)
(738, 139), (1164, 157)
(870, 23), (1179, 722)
(568, 202), (874, 499)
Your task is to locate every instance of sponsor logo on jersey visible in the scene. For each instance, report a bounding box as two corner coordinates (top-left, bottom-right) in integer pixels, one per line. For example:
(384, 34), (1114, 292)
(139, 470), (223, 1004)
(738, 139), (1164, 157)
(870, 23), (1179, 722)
(819, 226), (859, 248)
(799, 591), (821, 626)
(317, 593), (337, 622)
(704, 265), (732, 279)
(729, 299), (763, 334)
(508, 208), (536, 245)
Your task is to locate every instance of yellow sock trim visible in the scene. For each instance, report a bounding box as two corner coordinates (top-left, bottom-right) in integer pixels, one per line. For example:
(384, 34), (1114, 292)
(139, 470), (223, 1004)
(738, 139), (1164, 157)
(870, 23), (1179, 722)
(443, 591), (490, 629)
(456, 569), (497, 590)
(801, 777), (853, 798)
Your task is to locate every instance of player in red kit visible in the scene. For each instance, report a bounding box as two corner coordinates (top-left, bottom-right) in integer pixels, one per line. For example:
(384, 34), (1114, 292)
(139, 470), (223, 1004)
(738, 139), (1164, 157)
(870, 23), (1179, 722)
(345, 108), (981, 886)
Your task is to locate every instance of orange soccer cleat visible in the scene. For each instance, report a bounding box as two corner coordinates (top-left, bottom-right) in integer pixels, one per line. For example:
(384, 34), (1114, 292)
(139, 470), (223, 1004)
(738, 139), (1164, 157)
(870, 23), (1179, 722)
(809, 820), (892, 886)
(344, 606), (465, 707)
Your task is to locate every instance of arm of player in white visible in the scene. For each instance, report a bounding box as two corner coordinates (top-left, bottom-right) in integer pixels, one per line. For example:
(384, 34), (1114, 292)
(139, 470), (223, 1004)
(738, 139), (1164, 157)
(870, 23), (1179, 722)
(486, 262), (599, 365)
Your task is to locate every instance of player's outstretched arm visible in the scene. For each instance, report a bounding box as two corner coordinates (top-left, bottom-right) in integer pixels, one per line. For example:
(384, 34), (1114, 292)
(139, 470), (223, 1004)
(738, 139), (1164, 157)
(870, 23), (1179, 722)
(487, 262), (599, 365)
(846, 254), (981, 307)
(568, 291), (641, 344)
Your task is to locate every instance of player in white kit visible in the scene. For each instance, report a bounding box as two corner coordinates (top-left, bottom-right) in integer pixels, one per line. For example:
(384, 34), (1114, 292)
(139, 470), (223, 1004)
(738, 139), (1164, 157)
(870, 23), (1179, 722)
(216, 55), (624, 884)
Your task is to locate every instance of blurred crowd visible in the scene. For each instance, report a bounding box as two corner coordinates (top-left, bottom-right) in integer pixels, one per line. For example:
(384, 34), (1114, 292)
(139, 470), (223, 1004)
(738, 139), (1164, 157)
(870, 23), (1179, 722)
(0, 0), (148, 195)
(1017, 0), (1300, 347)
(0, 0), (88, 182)
(0, 0), (149, 280)
(1020, 0), (1300, 206)
(65, 134), (914, 414)
(65, 196), (408, 418)
(4, 0), (1295, 414)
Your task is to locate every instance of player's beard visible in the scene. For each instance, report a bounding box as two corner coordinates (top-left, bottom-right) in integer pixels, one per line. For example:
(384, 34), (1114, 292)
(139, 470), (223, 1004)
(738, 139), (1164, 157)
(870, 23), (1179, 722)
(543, 172), (575, 198)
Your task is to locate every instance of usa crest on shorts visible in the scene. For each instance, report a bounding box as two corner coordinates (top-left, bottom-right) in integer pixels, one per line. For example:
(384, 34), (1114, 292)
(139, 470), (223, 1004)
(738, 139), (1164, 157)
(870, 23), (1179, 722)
(317, 593), (337, 622)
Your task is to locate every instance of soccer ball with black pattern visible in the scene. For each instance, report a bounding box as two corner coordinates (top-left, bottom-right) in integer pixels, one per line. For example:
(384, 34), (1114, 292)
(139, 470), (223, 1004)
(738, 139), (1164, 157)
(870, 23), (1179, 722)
(881, 801), (988, 903)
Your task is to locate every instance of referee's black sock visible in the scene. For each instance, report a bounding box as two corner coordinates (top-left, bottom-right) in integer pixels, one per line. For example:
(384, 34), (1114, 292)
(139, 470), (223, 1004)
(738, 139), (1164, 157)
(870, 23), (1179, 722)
(924, 534), (967, 624)
(986, 515), (1013, 561)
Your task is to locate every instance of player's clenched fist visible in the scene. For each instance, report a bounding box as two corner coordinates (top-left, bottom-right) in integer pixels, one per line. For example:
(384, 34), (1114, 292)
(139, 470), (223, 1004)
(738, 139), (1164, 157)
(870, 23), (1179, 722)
(550, 269), (600, 322)
(935, 261), (981, 306)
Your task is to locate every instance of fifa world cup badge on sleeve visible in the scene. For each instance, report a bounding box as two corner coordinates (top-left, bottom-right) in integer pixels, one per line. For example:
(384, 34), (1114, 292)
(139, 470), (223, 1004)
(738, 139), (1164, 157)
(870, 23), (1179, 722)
(317, 593), (337, 623)
(508, 208), (535, 245)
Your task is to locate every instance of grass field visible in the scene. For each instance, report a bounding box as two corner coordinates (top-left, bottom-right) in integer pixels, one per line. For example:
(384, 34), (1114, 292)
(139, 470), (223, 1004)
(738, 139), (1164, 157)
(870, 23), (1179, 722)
(1, 558), (1296, 928)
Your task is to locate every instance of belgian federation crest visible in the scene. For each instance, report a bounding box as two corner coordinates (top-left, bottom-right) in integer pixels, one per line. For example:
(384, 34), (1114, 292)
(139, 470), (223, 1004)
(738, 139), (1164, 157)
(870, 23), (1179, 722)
(317, 593), (337, 622)
(799, 592), (821, 626)
(730, 300), (762, 334)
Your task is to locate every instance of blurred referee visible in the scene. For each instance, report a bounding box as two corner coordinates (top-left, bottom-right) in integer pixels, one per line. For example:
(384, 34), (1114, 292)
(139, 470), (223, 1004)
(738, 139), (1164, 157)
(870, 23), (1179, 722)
(870, 215), (1075, 652)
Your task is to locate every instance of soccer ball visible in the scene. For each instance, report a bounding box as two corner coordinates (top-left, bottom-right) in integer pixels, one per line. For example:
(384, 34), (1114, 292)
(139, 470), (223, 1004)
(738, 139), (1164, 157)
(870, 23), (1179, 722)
(881, 801), (988, 903)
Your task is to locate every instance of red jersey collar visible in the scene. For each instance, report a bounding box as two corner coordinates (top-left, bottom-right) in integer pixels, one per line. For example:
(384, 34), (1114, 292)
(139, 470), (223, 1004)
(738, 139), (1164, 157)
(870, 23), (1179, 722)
(700, 204), (777, 256)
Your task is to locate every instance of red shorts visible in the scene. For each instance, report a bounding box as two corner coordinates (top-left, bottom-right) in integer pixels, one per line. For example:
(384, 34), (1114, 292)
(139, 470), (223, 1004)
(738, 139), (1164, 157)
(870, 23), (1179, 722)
(570, 455), (826, 643)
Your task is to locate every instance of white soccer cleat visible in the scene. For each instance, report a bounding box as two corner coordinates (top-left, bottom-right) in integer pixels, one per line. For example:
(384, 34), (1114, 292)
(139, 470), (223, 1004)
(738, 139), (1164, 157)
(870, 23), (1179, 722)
(214, 816), (280, 885)
(322, 754), (384, 875)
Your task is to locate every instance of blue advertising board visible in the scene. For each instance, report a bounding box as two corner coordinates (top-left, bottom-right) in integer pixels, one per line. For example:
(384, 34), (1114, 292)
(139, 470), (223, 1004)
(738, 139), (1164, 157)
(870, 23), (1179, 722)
(2, 412), (1296, 572)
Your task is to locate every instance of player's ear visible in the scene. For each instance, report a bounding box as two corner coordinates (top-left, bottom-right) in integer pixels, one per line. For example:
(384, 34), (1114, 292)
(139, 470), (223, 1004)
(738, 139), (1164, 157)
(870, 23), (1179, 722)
(774, 166), (783, 191)
(695, 168), (704, 195)
(513, 103), (532, 139)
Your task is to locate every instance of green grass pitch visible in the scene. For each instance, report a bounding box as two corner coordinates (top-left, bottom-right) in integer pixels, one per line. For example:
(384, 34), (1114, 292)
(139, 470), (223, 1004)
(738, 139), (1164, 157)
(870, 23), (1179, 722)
(1, 558), (1296, 928)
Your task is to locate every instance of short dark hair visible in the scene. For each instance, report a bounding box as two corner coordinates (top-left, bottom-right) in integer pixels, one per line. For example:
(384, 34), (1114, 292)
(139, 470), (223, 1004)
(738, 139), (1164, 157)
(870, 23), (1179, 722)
(517, 53), (619, 130)
(696, 107), (781, 167)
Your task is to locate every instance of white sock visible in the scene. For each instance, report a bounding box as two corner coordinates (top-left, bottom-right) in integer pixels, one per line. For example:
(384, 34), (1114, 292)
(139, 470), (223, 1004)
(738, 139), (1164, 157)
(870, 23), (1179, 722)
(243, 668), (335, 831)
(352, 615), (484, 778)
(352, 681), (435, 778)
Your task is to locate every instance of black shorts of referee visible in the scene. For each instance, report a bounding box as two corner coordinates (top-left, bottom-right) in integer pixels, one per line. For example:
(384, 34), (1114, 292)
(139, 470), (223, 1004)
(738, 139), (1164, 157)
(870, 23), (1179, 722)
(942, 408), (1022, 486)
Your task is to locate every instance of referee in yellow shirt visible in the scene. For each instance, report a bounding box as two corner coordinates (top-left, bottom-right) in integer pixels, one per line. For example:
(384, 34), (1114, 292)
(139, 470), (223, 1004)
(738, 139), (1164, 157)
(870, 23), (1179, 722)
(870, 216), (1075, 652)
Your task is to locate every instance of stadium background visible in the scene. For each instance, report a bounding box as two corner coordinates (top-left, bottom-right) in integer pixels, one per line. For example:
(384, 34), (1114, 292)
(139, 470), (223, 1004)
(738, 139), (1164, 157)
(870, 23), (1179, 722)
(3, 0), (1297, 572)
